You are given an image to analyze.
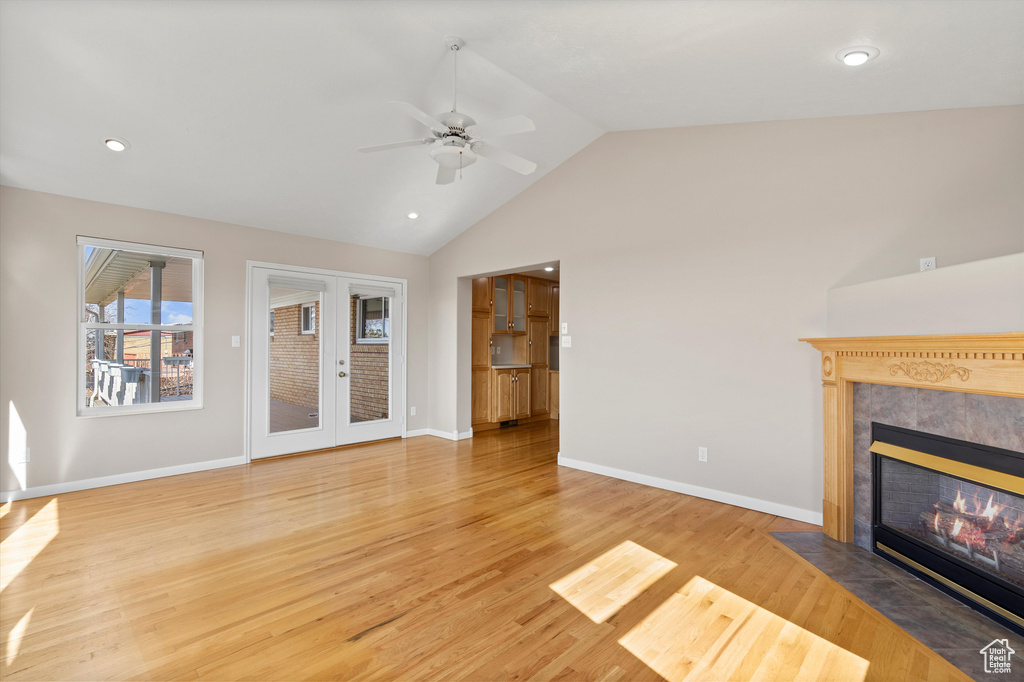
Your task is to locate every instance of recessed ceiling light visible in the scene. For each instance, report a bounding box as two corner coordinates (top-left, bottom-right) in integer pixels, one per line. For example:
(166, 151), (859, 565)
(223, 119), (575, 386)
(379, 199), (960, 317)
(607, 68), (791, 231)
(407, 212), (419, 220)
(103, 137), (130, 152)
(544, 267), (554, 272)
(836, 46), (880, 67)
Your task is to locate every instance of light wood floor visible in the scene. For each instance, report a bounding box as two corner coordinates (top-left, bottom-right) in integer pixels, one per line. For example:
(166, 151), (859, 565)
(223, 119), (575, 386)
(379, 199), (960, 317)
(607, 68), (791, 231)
(1, 421), (968, 681)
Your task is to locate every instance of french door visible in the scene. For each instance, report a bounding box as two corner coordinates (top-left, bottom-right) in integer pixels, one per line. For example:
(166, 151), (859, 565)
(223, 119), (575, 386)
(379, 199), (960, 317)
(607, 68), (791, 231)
(248, 265), (404, 459)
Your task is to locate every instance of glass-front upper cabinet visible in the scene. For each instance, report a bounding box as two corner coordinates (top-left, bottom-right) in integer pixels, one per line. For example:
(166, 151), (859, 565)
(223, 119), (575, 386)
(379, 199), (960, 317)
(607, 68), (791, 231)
(511, 277), (527, 333)
(492, 276), (509, 333)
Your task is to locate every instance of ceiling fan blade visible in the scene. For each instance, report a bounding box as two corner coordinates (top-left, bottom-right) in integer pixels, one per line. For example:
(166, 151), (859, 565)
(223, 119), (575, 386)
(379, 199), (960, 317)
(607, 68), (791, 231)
(472, 142), (537, 175)
(389, 101), (449, 135)
(436, 165), (456, 185)
(465, 114), (535, 139)
(357, 139), (431, 153)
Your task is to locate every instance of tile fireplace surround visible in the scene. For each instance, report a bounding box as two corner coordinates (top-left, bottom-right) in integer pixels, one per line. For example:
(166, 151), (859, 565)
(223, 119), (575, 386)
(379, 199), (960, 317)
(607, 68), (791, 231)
(801, 333), (1024, 543)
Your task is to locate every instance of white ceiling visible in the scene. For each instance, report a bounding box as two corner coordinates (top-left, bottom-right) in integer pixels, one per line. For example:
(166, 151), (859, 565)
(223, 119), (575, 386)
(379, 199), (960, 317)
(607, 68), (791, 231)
(2, 1), (1021, 255)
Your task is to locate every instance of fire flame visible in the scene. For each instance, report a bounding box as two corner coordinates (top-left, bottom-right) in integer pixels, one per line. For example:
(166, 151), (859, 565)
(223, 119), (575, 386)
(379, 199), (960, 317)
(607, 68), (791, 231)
(953, 488), (967, 513)
(981, 494), (1001, 522)
(933, 512), (940, 533)
(952, 518), (964, 539)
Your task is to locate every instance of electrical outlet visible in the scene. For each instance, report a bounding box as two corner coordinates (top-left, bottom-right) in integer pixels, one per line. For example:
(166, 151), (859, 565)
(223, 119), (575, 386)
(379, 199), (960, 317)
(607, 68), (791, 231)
(920, 257), (936, 271)
(561, 336), (571, 347)
(496, 346), (501, 355)
(410, 406), (416, 416)
(231, 335), (241, 347)
(698, 446), (708, 462)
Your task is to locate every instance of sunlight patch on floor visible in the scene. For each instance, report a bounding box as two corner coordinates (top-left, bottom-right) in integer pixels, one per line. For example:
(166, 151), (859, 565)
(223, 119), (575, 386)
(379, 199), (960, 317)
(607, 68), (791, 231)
(0, 498), (59, 592)
(4, 607), (33, 667)
(549, 540), (677, 623)
(618, 575), (870, 682)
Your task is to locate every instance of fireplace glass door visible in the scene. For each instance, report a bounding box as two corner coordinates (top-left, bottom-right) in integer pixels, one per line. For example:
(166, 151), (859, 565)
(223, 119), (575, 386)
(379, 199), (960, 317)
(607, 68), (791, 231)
(877, 456), (1024, 590)
(871, 424), (1024, 634)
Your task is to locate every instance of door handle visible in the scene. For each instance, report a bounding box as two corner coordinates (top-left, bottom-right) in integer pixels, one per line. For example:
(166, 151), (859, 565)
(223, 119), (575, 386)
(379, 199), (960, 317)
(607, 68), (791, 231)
(338, 371), (347, 378)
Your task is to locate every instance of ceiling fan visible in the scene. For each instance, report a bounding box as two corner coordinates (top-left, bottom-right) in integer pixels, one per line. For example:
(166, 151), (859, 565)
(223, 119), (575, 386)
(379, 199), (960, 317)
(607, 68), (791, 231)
(358, 37), (537, 185)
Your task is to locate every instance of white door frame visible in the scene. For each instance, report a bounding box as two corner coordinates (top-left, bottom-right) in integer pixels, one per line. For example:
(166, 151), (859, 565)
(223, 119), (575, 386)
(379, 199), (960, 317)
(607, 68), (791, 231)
(244, 260), (408, 463)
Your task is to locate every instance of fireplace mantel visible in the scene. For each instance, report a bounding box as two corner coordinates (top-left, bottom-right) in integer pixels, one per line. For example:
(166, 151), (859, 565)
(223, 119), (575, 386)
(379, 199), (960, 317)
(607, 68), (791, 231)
(800, 333), (1024, 542)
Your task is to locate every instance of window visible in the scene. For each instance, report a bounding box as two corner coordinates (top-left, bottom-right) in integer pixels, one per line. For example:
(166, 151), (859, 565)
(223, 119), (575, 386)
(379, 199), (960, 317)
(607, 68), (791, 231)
(356, 296), (389, 343)
(78, 237), (203, 415)
(301, 303), (316, 335)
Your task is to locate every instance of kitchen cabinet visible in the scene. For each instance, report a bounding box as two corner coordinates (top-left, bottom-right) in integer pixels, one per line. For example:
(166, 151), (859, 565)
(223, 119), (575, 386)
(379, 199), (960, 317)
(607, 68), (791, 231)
(472, 277), (491, 313)
(472, 369), (490, 425)
(528, 315), (549, 416)
(492, 275), (527, 335)
(550, 285), (560, 336)
(492, 367), (530, 421)
(527, 278), (551, 316)
(472, 311), (491, 368)
(550, 371), (559, 419)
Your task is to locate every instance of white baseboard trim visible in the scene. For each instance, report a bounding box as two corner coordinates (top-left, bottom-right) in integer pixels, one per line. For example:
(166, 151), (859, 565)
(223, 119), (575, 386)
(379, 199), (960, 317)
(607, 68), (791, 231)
(2, 456), (246, 503)
(557, 456), (823, 526)
(407, 428), (474, 441)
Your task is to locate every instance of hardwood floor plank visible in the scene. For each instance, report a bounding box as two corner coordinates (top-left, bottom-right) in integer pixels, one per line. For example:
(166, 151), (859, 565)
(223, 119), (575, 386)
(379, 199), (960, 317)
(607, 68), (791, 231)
(1, 421), (968, 681)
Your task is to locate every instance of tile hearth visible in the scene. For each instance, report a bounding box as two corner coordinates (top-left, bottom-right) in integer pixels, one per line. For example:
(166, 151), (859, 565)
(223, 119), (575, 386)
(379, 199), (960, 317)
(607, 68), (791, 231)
(774, 531), (1022, 682)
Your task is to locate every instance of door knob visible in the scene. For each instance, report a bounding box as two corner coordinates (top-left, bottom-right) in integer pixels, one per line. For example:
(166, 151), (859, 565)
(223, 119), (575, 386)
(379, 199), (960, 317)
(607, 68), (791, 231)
(338, 371), (347, 378)
(339, 359), (345, 365)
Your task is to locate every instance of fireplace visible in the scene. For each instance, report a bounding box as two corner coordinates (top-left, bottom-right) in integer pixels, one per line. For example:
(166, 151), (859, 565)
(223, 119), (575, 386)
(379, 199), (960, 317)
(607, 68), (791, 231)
(871, 423), (1024, 634)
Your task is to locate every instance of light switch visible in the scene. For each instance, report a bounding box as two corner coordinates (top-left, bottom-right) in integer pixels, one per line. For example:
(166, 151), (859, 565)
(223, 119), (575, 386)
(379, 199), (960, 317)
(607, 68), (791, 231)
(231, 335), (240, 347)
(561, 322), (568, 334)
(561, 336), (571, 348)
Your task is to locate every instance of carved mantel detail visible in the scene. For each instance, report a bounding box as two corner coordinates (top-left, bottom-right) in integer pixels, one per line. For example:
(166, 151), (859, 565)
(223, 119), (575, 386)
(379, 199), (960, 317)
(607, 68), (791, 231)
(800, 333), (1024, 543)
(888, 360), (970, 383)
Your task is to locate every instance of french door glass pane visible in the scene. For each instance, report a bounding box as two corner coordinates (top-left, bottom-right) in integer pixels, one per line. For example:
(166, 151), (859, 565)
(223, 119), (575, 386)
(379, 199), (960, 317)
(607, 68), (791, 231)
(268, 287), (321, 433)
(350, 295), (390, 423)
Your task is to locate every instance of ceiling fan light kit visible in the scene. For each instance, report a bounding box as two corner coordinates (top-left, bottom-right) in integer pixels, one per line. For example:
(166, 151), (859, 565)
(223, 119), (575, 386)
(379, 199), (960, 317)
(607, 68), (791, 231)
(357, 37), (537, 185)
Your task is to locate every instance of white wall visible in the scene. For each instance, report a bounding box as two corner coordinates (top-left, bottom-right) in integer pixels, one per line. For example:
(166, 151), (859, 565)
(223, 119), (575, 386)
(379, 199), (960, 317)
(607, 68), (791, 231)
(427, 106), (1024, 521)
(828, 252), (1024, 337)
(0, 187), (430, 496)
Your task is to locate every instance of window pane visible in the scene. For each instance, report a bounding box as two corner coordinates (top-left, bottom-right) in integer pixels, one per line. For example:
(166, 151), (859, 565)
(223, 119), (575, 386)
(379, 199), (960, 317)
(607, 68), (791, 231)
(269, 288), (320, 433)
(360, 297), (388, 340)
(83, 248), (193, 325)
(350, 296), (389, 423)
(84, 328), (194, 407)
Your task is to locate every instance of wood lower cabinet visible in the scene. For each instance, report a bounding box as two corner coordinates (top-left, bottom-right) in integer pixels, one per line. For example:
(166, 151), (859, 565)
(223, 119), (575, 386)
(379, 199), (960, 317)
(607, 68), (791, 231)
(531, 366), (548, 415)
(550, 371), (559, 419)
(472, 369), (490, 425)
(493, 368), (530, 422)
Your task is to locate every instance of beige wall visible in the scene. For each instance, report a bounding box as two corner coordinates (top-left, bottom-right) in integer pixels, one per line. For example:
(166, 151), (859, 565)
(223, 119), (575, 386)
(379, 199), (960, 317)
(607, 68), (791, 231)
(0, 187), (429, 492)
(827, 252), (1024, 337)
(427, 106), (1024, 519)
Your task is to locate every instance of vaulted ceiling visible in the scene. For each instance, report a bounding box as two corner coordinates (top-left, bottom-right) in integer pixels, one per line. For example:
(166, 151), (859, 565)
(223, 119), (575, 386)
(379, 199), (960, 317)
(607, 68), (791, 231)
(1, 1), (1021, 255)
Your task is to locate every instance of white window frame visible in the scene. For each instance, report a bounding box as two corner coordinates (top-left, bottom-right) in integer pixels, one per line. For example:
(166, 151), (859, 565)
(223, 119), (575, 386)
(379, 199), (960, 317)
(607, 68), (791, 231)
(301, 302), (316, 335)
(77, 236), (204, 417)
(355, 296), (390, 344)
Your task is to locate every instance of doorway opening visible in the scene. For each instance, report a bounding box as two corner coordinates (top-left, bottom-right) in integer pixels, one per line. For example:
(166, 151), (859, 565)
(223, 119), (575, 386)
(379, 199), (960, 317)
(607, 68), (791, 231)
(468, 262), (560, 433)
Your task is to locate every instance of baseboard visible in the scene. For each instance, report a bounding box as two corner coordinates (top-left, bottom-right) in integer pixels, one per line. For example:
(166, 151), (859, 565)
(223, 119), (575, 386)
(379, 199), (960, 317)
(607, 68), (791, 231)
(557, 456), (823, 526)
(2, 456), (246, 503)
(407, 428), (473, 441)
